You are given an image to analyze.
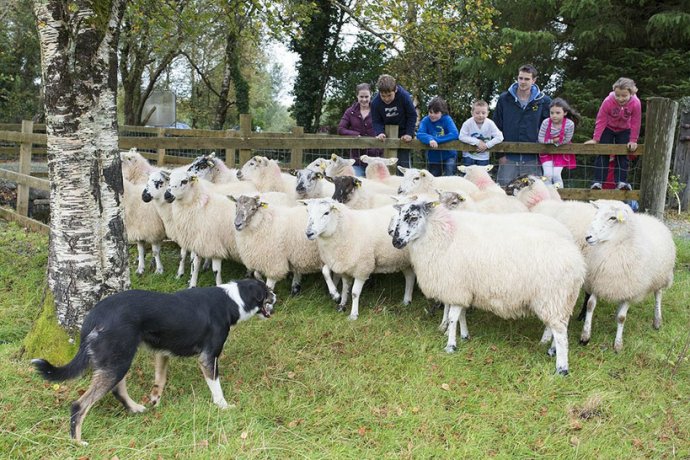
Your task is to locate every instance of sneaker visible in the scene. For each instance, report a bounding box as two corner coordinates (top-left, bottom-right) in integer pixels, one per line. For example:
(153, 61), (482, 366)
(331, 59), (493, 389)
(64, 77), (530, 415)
(590, 182), (602, 190)
(616, 182), (632, 191)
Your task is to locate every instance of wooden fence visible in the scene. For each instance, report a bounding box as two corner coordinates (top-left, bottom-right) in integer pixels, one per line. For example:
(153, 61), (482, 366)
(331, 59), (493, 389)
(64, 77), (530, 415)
(0, 98), (684, 233)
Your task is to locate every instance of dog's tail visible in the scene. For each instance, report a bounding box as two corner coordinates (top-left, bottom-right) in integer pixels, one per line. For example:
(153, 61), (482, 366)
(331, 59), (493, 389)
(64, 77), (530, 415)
(31, 343), (90, 382)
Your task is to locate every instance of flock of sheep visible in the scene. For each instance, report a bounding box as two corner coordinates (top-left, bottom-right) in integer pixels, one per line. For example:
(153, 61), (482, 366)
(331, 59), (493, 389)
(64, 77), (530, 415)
(121, 148), (676, 375)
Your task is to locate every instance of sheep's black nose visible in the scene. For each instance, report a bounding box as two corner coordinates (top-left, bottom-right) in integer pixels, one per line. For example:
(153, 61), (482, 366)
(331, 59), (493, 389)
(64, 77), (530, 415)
(164, 191), (175, 203)
(141, 190), (152, 202)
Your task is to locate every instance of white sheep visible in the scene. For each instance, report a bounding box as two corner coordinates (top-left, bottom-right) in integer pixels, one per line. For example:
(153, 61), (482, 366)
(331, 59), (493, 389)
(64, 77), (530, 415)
(237, 155), (297, 195)
(231, 194), (325, 294)
(360, 155), (403, 187)
(457, 164), (505, 197)
(391, 198), (586, 375)
(437, 189), (528, 214)
(303, 198), (416, 320)
(165, 168), (240, 288)
(306, 157), (330, 172)
(330, 176), (395, 209)
(121, 148), (158, 184)
(188, 152), (240, 183)
(326, 153), (356, 177)
(123, 178), (167, 275)
(290, 168), (335, 199)
(581, 200), (676, 352)
(397, 166), (479, 196)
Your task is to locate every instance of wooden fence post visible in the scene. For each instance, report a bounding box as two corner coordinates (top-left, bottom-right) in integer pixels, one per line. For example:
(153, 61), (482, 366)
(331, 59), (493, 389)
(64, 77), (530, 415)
(238, 114), (252, 166)
(383, 125), (399, 174)
(290, 126), (304, 169)
(156, 128), (166, 166)
(16, 120), (34, 217)
(672, 96), (690, 211)
(639, 97), (678, 218)
(224, 130), (236, 168)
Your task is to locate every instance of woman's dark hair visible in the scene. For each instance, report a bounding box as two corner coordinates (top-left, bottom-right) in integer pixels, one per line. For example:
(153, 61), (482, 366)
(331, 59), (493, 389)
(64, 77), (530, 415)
(356, 83), (371, 94)
(427, 96), (449, 114)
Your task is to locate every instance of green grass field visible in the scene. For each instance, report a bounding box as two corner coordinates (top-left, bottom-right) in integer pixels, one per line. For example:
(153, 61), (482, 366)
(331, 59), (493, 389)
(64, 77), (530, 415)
(0, 219), (688, 459)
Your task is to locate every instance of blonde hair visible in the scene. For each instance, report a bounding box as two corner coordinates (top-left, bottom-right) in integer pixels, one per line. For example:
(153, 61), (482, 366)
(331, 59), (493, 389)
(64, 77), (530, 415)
(613, 77), (638, 95)
(472, 99), (489, 110)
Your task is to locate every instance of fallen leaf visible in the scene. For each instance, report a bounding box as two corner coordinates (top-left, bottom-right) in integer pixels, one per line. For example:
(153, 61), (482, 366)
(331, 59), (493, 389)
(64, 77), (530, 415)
(198, 440), (208, 448)
(287, 372), (296, 379)
(570, 420), (582, 431)
(411, 406), (419, 413)
(441, 383), (450, 391)
(632, 438), (644, 449)
(570, 436), (580, 446)
(240, 431), (248, 440)
(358, 426), (367, 436)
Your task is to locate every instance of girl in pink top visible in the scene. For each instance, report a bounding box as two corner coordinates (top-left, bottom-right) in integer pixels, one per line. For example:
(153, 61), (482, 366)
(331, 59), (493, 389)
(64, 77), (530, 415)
(538, 98), (580, 188)
(585, 77), (642, 190)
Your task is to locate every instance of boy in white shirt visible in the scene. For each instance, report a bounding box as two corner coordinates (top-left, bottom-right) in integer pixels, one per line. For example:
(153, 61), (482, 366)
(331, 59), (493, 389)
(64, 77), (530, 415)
(458, 100), (504, 166)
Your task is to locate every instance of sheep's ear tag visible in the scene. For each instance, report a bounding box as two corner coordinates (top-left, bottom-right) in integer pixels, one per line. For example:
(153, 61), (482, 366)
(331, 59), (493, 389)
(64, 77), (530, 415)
(420, 171), (427, 177)
(190, 175), (198, 182)
(616, 211), (625, 222)
(319, 162), (327, 171)
(355, 179), (362, 188)
(260, 202), (268, 208)
(331, 153), (338, 161)
(431, 201), (440, 207)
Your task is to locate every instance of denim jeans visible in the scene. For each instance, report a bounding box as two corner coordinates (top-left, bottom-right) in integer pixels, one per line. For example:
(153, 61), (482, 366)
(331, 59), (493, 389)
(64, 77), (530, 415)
(395, 149), (411, 175)
(496, 155), (541, 186)
(462, 156), (490, 167)
(593, 128), (630, 185)
(352, 165), (366, 177)
(428, 156), (458, 177)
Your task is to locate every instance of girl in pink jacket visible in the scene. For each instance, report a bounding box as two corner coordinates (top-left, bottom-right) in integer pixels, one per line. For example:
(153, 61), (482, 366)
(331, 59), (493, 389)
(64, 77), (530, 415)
(585, 77), (642, 190)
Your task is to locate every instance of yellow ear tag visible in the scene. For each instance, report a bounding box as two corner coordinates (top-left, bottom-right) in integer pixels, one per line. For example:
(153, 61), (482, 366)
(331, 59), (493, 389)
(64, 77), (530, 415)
(190, 175), (198, 182)
(260, 202), (268, 208)
(331, 153), (338, 161)
(319, 162), (327, 171)
(355, 180), (362, 188)
(432, 201), (440, 207)
(616, 211), (625, 222)
(420, 171), (426, 177)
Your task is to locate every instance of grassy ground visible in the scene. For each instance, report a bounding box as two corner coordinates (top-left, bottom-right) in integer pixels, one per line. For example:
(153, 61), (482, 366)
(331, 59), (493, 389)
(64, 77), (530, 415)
(0, 219), (689, 459)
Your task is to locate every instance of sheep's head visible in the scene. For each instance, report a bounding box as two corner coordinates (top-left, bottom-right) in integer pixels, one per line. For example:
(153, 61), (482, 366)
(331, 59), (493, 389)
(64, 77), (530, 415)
(142, 170), (170, 202)
(361, 155), (396, 180)
(437, 190), (469, 210)
(230, 194), (267, 231)
(188, 152), (217, 179)
(397, 167), (432, 195)
(294, 169), (325, 196)
(585, 200), (633, 245)
(237, 155), (273, 181)
(165, 169), (197, 203)
(302, 198), (340, 240)
(331, 176), (361, 204)
(326, 154), (356, 177)
(391, 198), (438, 249)
(306, 157), (329, 173)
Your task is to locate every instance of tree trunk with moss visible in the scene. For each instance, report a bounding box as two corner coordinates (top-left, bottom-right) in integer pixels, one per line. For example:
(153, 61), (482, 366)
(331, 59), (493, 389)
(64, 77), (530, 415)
(34, 0), (130, 333)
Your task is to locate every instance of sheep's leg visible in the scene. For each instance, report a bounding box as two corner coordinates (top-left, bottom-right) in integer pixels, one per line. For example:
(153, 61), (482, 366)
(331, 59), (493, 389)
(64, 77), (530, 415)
(438, 304), (450, 333)
(549, 321), (569, 375)
(577, 292), (590, 321)
(348, 277), (366, 321)
(337, 275), (351, 312)
(202, 258), (212, 271)
(579, 293), (598, 345)
(445, 305), (461, 353)
(212, 258), (223, 286)
(152, 243), (163, 274)
(613, 301), (630, 353)
(291, 272), (302, 296)
(265, 278), (277, 290)
(322, 265), (341, 302)
(136, 241), (146, 275)
(188, 253), (201, 288)
(653, 289), (663, 330)
(458, 307), (469, 341)
(402, 268), (415, 305)
(540, 328), (557, 356)
(176, 248), (187, 279)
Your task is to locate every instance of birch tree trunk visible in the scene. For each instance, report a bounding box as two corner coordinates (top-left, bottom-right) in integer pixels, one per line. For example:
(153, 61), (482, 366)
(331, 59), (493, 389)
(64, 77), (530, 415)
(34, 0), (130, 332)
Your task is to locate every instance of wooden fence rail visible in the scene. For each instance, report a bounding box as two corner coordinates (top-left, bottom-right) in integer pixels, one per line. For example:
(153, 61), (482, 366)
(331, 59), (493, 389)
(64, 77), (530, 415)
(0, 97), (682, 231)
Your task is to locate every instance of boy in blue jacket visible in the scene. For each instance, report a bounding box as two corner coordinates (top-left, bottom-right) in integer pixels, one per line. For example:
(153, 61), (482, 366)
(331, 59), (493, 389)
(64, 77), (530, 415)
(416, 97), (459, 176)
(493, 64), (551, 186)
(371, 74), (418, 171)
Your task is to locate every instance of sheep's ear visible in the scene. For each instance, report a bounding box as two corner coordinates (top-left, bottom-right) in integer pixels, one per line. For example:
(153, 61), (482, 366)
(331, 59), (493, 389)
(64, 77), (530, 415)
(424, 201), (440, 212)
(331, 153), (338, 161)
(288, 168), (298, 176)
(486, 164), (494, 172)
(297, 199), (308, 206)
(319, 161), (328, 171)
(354, 178), (362, 188)
(324, 175), (334, 183)
(589, 200), (599, 208)
(227, 195), (237, 202)
(390, 195), (401, 203)
(458, 165), (467, 174)
(346, 159), (356, 166)
(387, 157), (398, 165)
(397, 166), (408, 174)
(435, 188), (444, 198)
(209, 152), (216, 158)
(315, 172), (324, 180)
(360, 155), (370, 163)
(553, 183), (562, 189)
(458, 193), (466, 202)
(420, 171), (427, 177)
(160, 170), (170, 180)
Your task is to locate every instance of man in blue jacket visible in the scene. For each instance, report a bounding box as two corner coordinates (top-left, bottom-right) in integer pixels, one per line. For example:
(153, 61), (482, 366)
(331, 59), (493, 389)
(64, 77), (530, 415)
(493, 64), (551, 186)
(371, 74), (418, 171)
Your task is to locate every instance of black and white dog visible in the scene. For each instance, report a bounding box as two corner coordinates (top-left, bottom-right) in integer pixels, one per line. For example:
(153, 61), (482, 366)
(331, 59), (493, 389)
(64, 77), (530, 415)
(32, 279), (276, 444)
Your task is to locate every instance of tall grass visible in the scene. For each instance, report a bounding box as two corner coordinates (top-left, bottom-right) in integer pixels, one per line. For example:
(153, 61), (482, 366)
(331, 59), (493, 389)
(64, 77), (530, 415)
(0, 219), (688, 458)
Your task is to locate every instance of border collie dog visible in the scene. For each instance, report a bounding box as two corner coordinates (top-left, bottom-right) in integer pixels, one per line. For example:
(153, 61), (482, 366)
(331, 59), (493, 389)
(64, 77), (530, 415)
(32, 279), (276, 444)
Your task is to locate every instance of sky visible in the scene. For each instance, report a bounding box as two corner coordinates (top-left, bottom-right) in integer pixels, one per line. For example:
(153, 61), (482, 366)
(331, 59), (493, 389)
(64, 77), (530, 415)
(267, 39), (299, 106)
